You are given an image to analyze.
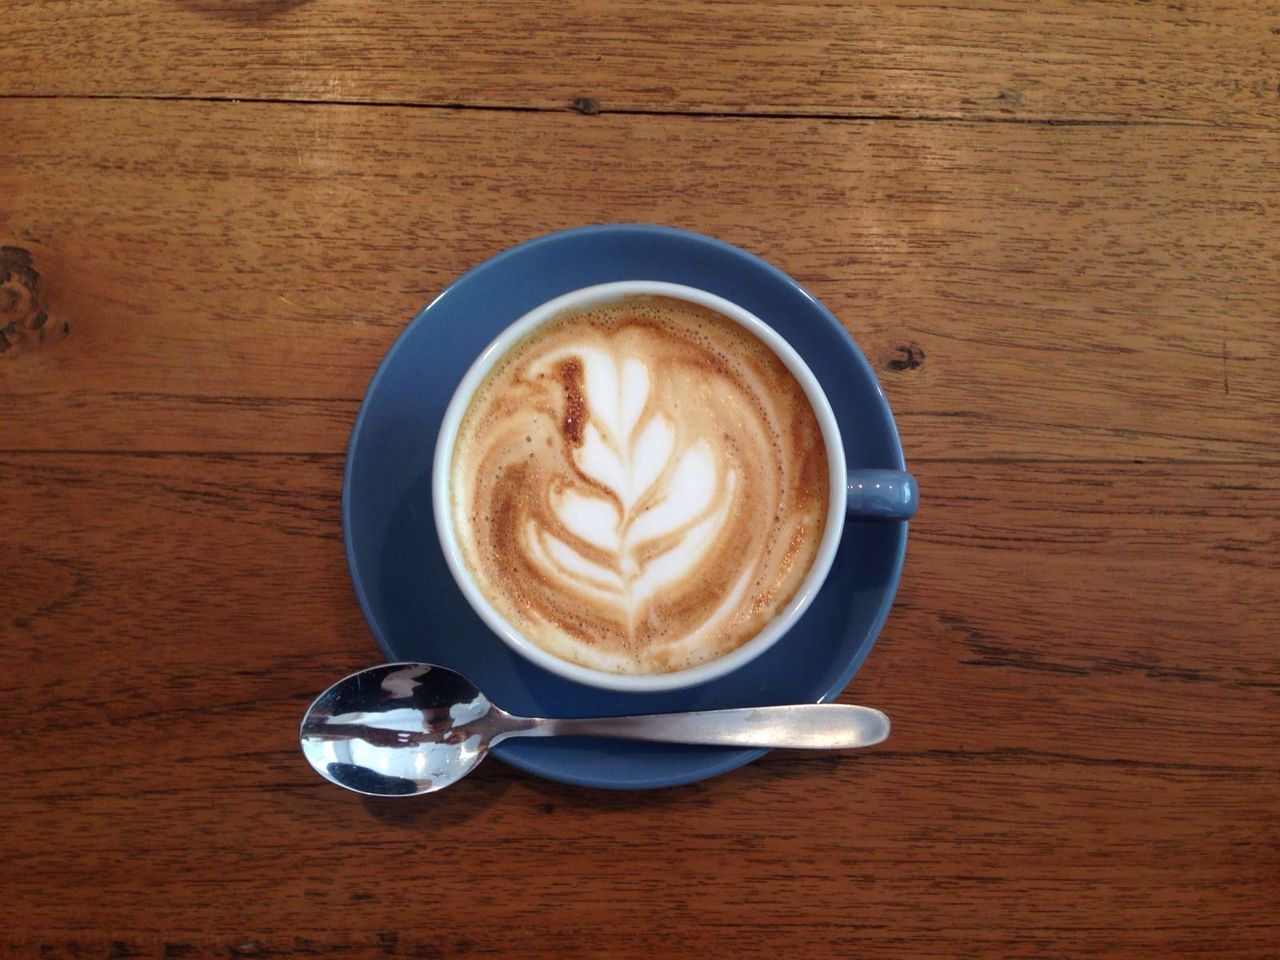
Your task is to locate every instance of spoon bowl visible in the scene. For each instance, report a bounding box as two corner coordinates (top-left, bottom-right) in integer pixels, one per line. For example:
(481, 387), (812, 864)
(301, 662), (891, 796)
(300, 663), (507, 795)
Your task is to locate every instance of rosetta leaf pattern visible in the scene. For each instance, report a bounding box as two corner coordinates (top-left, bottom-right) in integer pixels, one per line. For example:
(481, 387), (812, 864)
(535, 349), (731, 624)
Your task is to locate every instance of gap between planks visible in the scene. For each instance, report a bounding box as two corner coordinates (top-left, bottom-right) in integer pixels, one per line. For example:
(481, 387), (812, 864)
(1, 91), (1270, 131)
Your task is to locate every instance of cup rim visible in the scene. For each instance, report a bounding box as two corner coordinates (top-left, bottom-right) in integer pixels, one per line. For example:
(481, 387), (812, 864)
(431, 280), (848, 692)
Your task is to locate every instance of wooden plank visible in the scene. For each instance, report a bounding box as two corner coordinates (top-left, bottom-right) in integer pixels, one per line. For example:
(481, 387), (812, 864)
(3, 99), (1277, 461)
(2, 0), (1278, 124)
(1, 452), (1277, 955)
(3, 453), (1275, 755)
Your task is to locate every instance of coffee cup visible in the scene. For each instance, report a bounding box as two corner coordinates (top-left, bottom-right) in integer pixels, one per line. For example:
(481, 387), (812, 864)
(433, 281), (916, 692)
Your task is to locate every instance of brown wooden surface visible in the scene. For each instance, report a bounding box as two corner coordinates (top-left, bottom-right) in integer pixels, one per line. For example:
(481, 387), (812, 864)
(4, 100), (1277, 460)
(2, 3), (1278, 958)
(3, 0), (1279, 124)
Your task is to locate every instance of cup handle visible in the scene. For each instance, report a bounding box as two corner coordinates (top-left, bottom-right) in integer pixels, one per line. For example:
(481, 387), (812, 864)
(846, 469), (918, 521)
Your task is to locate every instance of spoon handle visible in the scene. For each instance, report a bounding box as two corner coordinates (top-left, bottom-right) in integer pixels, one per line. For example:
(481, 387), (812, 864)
(511, 704), (890, 749)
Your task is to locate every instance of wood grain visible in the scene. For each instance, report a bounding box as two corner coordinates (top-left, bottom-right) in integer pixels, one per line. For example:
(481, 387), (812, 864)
(2, 0), (1278, 124)
(4, 1), (1280, 953)
(1, 453), (1277, 957)
(3, 98), (1277, 460)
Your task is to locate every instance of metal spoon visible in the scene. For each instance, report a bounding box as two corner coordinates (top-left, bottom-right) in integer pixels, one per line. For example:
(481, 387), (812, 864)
(300, 663), (891, 796)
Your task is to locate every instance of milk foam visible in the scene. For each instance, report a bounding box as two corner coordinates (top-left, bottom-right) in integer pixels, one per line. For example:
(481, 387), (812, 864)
(450, 297), (829, 675)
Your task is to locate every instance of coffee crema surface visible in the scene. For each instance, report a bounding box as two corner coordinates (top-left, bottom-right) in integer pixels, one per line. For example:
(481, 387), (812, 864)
(449, 296), (830, 675)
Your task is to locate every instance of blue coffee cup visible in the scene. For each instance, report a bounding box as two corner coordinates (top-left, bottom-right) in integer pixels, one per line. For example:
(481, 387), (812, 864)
(433, 280), (917, 693)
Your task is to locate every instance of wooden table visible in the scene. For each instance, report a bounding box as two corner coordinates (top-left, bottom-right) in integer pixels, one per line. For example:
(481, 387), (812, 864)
(3, 3), (1277, 957)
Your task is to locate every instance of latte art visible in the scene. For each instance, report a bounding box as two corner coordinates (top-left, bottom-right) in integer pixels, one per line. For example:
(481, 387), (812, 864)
(449, 297), (830, 675)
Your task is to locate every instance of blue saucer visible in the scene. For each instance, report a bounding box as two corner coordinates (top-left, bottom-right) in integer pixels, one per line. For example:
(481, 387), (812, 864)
(343, 224), (909, 789)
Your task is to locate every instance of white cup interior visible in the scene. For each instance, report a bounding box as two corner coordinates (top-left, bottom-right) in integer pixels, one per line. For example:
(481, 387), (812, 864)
(432, 281), (848, 692)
